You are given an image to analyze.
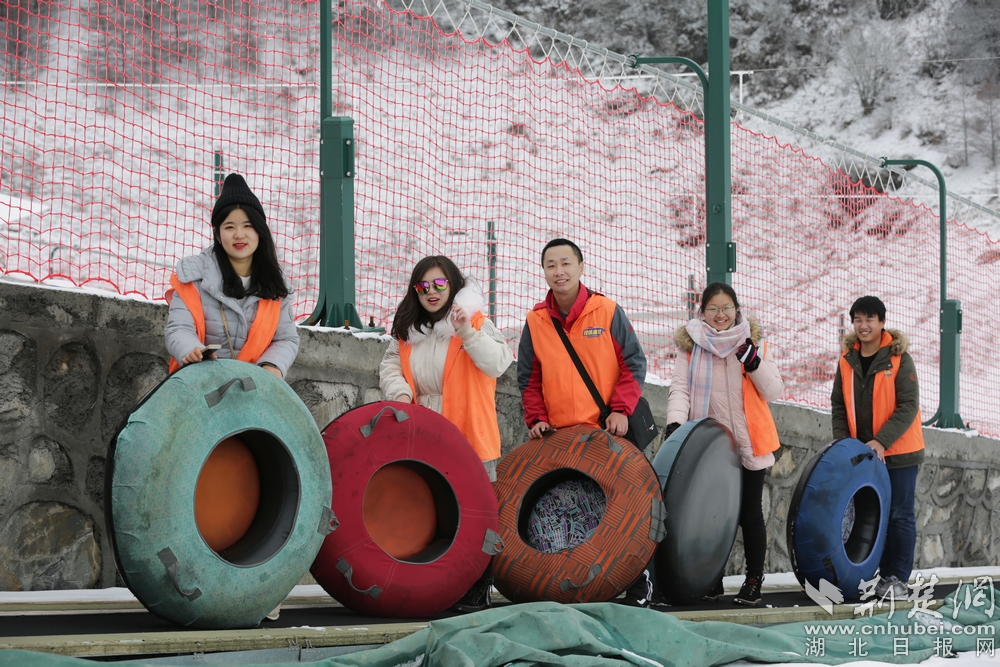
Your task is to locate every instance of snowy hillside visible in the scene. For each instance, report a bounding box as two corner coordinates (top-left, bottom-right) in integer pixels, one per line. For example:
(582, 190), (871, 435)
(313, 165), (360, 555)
(743, 0), (1000, 240)
(481, 0), (1000, 239)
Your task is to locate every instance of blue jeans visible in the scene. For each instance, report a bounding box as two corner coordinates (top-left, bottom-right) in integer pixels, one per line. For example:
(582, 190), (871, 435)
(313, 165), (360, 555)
(880, 464), (919, 582)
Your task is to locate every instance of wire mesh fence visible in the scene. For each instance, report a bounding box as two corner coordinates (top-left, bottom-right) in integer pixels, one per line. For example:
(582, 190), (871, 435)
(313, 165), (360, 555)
(2, 0), (999, 435)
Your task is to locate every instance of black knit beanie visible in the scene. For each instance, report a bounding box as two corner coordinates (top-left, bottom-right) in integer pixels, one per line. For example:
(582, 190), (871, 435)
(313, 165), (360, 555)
(212, 173), (265, 228)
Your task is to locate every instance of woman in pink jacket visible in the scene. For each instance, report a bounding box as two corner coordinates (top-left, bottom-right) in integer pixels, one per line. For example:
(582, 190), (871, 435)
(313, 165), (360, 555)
(665, 282), (783, 607)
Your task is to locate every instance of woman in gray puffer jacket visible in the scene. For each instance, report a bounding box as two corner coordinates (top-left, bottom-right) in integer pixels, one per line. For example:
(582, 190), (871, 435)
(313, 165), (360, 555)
(164, 174), (300, 379)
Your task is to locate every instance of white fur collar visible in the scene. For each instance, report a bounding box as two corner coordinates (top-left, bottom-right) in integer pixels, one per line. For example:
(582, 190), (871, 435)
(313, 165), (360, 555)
(406, 280), (486, 343)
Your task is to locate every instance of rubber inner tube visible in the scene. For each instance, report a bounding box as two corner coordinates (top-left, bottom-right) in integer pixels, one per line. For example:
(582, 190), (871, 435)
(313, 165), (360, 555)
(651, 418), (742, 604)
(311, 402), (498, 618)
(493, 424), (661, 604)
(106, 360), (332, 629)
(787, 437), (890, 599)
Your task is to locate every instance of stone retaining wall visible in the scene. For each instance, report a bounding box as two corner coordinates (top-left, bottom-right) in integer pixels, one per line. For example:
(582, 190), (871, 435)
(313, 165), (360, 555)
(1, 279), (997, 591)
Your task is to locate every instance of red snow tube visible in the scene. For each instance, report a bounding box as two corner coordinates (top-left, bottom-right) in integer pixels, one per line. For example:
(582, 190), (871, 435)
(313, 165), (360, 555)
(311, 402), (502, 618)
(492, 425), (663, 603)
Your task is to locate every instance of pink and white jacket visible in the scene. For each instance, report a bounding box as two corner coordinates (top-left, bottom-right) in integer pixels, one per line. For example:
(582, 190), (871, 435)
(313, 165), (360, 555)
(666, 318), (784, 470)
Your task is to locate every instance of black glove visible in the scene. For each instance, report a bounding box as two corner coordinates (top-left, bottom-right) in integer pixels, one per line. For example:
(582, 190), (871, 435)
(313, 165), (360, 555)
(664, 422), (681, 438)
(736, 338), (761, 372)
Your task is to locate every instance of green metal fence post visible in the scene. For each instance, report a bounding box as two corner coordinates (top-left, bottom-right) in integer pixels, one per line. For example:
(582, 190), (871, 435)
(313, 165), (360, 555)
(487, 219), (497, 322)
(307, 117), (363, 329)
(938, 300), (963, 426)
(213, 148), (225, 197)
(704, 0), (734, 286)
(307, 0), (379, 330)
(629, 0), (735, 287)
(880, 157), (964, 429)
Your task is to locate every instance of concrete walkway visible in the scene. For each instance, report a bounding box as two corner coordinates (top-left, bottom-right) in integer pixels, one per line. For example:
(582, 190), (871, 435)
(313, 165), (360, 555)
(6, 568), (998, 659)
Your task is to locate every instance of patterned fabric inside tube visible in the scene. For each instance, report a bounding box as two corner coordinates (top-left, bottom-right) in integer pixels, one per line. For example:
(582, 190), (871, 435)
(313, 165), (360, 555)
(526, 479), (607, 553)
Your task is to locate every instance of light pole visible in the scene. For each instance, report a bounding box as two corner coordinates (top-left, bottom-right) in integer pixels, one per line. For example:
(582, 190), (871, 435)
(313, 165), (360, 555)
(879, 157), (964, 429)
(307, 0), (381, 331)
(629, 0), (735, 287)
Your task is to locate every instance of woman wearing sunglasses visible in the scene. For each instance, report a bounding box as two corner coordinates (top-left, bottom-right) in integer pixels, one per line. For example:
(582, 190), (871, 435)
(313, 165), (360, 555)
(379, 255), (513, 612)
(664, 282), (783, 608)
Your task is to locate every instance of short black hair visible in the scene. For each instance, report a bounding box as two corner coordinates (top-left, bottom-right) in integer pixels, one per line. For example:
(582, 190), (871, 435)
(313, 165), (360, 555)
(541, 238), (583, 265)
(700, 282), (741, 313)
(849, 296), (886, 322)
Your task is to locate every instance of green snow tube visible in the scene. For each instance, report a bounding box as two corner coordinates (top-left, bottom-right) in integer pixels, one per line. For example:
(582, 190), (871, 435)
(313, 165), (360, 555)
(105, 360), (334, 629)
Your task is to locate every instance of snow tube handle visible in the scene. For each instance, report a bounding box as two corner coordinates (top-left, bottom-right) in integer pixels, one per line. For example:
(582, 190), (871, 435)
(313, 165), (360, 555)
(851, 451), (874, 466)
(580, 429), (621, 453)
(559, 563), (601, 593)
(157, 547), (202, 602)
(318, 506), (339, 535)
(482, 528), (504, 555)
(823, 556), (839, 585)
(336, 558), (382, 599)
(359, 406), (409, 438)
(204, 377), (257, 408)
(602, 430), (623, 453)
(649, 498), (667, 542)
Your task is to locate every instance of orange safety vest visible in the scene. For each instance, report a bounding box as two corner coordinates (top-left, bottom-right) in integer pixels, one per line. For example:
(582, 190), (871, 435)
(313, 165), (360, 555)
(166, 272), (282, 373)
(398, 312), (501, 462)
(839, 332), (924, 456)
(687, 342), (780, 457)
(526, 296), (620, 429)
(741, 342), (780, 457)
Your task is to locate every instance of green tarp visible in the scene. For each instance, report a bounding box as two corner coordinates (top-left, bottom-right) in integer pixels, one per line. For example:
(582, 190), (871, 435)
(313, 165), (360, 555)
(2, 584), (996, 667)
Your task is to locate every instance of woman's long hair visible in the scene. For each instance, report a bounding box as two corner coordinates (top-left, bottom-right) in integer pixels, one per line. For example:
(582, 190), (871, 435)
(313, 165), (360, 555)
(390, 256), (466, 342)
(212, 204), (289, 300)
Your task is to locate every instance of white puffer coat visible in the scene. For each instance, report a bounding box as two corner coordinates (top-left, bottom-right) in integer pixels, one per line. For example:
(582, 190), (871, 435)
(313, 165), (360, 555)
(666, 318), (784, 470)
(164, 247), (300, 377)
(379, 282), (513, 416)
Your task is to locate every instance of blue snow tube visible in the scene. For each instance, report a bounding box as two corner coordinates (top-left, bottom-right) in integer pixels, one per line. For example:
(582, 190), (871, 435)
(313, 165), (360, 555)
(786, 437), (890, 599)
(651, 418), (742, 604)
(105, 360), (334, 629)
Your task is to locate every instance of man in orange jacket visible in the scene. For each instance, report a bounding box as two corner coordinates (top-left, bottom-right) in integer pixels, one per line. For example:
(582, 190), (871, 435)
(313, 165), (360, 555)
(517, 238), (651, 606)
(517, 238), (646, 438)
(831, 296), (924, 601)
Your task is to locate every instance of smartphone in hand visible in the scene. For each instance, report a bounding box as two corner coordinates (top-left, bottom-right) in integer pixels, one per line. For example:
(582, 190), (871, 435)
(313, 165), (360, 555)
(202, 344), (221, 360)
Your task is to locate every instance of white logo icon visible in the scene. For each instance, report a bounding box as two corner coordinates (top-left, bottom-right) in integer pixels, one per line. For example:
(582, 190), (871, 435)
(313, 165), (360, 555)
(805, 578), (845, 615)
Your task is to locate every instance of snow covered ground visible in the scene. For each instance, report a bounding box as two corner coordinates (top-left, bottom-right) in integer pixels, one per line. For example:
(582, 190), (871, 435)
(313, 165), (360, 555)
(4, 566), (997, 606)
(738, 0), (1000, 243)
(2, 568), (997, 665)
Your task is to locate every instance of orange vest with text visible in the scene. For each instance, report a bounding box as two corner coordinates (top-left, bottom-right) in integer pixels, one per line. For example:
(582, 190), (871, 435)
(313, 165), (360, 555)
(839, 331), (924, 456)
(526, 295), (620, 429)
(166, 272), (281, 373)
(398, 312), (501, 461)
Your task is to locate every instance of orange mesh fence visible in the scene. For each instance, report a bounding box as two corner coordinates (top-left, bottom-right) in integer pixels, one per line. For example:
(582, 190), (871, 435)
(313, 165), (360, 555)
(2, 0), (999, 436)
(731, 130), (1000, 437)
(0, 0), (322, 304)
